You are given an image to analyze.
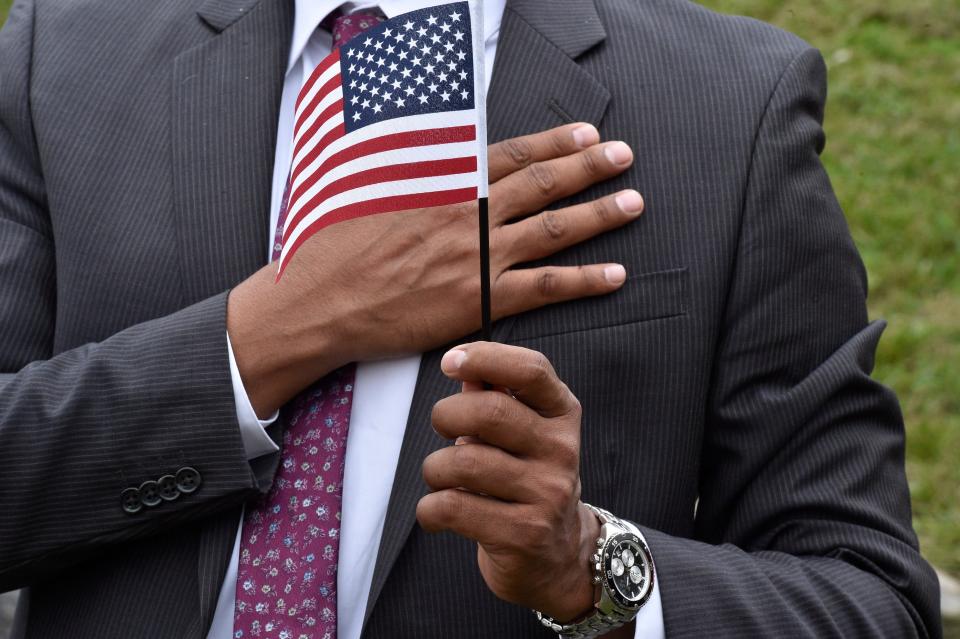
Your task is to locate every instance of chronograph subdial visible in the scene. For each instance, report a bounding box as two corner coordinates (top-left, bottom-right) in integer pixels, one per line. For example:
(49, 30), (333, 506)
(611, 556), (625, 577)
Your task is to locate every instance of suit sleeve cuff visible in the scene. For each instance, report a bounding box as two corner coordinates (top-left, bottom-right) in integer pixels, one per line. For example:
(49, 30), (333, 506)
(227, 331), (280, 460)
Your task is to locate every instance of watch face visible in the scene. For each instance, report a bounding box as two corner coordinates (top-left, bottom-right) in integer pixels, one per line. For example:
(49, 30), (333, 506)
(602, 533), (652, 607)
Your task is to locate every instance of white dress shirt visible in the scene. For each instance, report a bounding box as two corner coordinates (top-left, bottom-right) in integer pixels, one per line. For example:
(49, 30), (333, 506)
(213, 2), (664, 638)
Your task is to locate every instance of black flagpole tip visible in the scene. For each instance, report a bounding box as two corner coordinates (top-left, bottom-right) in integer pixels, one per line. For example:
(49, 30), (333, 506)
(479, 196), (492, 343)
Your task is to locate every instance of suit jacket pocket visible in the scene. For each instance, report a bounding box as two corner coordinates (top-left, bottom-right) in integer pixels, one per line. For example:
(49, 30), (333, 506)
(503, 267), (689, 342)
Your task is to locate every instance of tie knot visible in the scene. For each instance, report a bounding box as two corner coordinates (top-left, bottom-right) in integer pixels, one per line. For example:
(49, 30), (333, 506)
(331, 8), (386, 50)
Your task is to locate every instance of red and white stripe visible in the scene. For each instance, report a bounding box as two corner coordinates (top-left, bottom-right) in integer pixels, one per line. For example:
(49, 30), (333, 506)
(277, 48), (480, 278)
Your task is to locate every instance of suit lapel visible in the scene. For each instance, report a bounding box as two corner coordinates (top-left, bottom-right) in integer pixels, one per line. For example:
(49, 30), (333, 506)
(487, 0), (610, 143)
(194, 507), (245, 637)
(171, 0), (292, 306)
(361, 1), (610, 631)
(175, 0), (293, 631)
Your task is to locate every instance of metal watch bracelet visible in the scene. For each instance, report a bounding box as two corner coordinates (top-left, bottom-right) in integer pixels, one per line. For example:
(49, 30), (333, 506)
(535, 607), (635, 639)
(534, 504), (648, 639)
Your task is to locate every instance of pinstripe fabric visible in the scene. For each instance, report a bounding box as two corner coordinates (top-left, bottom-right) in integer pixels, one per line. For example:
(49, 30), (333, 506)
(362, 0), (940, 637)
(0, 0), (941, 638)
(0, 0), (292, 636)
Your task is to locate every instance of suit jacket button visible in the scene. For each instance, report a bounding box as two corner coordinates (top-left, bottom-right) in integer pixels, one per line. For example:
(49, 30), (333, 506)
(139, 480), (162, 507)
(175, 467), (201, 494)
(121, 488), (142, 514)
(158, 474), (180, 501)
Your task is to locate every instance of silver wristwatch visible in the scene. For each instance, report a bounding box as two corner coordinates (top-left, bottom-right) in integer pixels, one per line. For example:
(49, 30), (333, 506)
(535, 504), (655, 639)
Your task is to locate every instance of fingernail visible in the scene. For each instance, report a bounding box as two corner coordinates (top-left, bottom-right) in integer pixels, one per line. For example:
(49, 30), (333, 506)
(571, 124), (599, 148)
(615, 190), (644, 216)
(441, 349), (466, 373)
(604, 264), (627, 285)
(603, 141), (633, 166)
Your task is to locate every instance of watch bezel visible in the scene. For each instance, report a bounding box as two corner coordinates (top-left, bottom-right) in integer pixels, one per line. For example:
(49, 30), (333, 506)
(600, 531), (654, 609)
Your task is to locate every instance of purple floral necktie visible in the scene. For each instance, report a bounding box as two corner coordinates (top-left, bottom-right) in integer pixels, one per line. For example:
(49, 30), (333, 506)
(233, 9), (385, 639)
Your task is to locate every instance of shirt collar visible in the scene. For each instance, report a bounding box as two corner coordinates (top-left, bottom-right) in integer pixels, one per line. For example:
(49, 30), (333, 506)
(288, 0), (505, 73)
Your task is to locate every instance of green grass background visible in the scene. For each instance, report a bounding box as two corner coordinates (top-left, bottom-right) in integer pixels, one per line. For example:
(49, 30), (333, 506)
(1, 0), (956, 629)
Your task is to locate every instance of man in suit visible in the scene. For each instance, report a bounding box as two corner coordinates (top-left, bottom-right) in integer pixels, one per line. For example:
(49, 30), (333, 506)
(0, 0), (942, 637)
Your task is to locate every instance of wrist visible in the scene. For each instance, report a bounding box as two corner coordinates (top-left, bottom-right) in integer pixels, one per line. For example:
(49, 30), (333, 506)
(226, 265), (346, 417)
(602, 621), (636, 638)
(550, 502), (603, 623)
(536, 504), (653, 638)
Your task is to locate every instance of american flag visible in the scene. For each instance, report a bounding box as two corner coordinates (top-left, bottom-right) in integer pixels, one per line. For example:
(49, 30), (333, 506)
(277, 1), (487, 277)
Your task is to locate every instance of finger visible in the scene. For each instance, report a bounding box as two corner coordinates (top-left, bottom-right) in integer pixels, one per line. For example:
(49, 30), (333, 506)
(493, 263), (627, 323)
(417, 488), (526, 546)
(462, 380), (511, 394)
(499, 190), (644, 264)
(490, 141), (634, 224)
(462, 380), (486, 393)
(455, 379), (490, 446)
(422, 443), (540, 502)
(432, 390), (542, 455)
(487, 123), (600, 183)
(439, 343), (578, 418)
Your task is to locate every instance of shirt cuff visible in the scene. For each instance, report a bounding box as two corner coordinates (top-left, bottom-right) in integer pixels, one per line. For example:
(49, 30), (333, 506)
(227, 331), (280, 460)
(610, 525), (664, 638)
(632, 551), (665, 638)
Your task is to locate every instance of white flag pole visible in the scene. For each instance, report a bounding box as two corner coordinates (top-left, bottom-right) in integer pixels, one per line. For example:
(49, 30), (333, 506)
(469, 0), (491, 342)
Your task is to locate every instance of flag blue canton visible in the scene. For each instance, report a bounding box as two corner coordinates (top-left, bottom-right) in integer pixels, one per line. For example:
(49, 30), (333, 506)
(340, 2), (475, 133)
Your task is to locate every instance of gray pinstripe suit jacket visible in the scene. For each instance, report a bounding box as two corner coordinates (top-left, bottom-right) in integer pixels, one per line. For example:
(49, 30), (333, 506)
(0, 0), (942, 636)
